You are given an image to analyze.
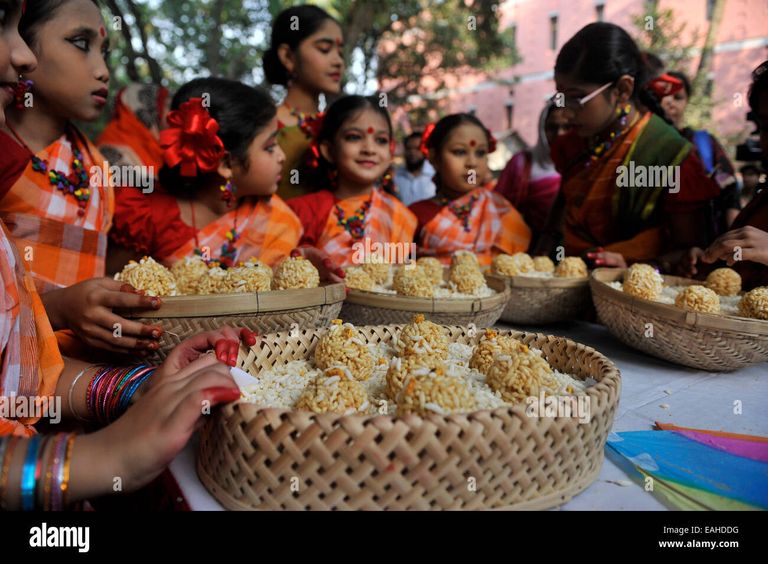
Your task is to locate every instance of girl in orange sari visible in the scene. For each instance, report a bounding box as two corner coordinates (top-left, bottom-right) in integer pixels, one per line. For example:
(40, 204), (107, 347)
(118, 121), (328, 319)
(541, 23), (720, 270)
(410, 113), (531, 266)
(264, 5), (345, 200)
(0, 0), (163, 356)
(109, 77), (302, 271)
(0, 0), (247, 512)
(288, 95), (417, 268)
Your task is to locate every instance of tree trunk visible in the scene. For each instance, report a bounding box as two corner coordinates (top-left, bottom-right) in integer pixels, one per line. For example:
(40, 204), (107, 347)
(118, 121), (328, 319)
(104, 0), (140, 81)
(123, 0), (164, 84)
(207, 0), (227, 76)
(692, 0), (725, 104)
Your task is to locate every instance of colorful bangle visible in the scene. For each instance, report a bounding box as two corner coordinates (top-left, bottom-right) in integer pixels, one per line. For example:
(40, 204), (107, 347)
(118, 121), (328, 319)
(87, 365), (156, 423)
(43, 434), (66, 511)
(60, 434), (76, 508)
(68, 366), (96, 423)
(33, 435), (52, 510)
(0, 436), (18, 510)
(20, 435), (42, 511)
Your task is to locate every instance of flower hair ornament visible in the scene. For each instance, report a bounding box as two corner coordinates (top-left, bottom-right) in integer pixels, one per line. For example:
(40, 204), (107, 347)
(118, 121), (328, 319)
(305, 112), (328, 170)
(160, 97), (225, 177)
(645, 73), (684, 100)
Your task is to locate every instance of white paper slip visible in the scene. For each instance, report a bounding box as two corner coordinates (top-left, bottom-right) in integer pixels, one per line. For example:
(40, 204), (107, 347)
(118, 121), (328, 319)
(230, 366), (259, 391)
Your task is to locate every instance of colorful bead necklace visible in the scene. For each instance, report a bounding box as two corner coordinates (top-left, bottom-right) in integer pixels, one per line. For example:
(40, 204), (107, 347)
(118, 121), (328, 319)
(283, 101), (323, 139)
(335, 198), (371, 240)
(585, 103), (632, 167)
(191, 202), (240, 269)
(435, 192), (479, 233)
(6, 123), (91, 216)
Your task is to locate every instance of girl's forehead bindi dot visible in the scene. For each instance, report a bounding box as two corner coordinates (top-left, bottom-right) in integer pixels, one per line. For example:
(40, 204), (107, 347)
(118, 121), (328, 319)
(367, 126), (374, 134)
(469, 140), (476, 147)
(100, 26), (106, 38)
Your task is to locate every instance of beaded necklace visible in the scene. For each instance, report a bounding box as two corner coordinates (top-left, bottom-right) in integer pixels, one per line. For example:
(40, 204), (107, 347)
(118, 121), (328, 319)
(435, 192), (479, 233)
(335, 198), (371, 240)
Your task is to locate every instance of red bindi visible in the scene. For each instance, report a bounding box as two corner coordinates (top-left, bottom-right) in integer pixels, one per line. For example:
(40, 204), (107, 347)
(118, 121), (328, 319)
(367, 127), (374, 134)
(469, 140), (476, 147)
(100, 26), (106, 37)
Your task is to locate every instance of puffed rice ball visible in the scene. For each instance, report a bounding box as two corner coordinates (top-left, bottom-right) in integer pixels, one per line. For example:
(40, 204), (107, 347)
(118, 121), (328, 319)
(451, 250), (480, 269)
(469, 329), (528, 375)
(361, 260), (391, 284)
(449, 263), (486, 294)
(705, 268), (741, 297)
(386, 353), (444, 401)
(623, 263), (664, 300)
(491, 252), (535, 276)
(115, 256), (178, 297)
(674, 285), (721, 314)
(396, 368), (476, 416)
(738, 287), (768, 320)
(196, 265), (230, 295)
(396, 314), (449, 359)
(314, 320), (374, 381)
(171, 256), (209, 294)
(393, 265), (434, 298)
(486, 349), (557, 404)
(554, 256), (588, 278)
(533, 256), (556, 273)
(226, 261), (272, 293)
(272, 256), (320, 290)
(295, 366), (369, 414)
(417, 257), (444, 285)
(344, 267), (375, 291)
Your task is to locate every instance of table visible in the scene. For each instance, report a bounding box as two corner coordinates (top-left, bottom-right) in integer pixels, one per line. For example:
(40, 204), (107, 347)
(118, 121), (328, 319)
(169, 321), (768, 510)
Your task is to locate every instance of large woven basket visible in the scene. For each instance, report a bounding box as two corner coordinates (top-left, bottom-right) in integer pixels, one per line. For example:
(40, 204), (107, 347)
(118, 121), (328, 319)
(497, 274), (591, 325)
(120, 283), (345, 360)
(590, 268), (768, 371)
(340, 275), (510, 328)
(197, 324), (621, 510)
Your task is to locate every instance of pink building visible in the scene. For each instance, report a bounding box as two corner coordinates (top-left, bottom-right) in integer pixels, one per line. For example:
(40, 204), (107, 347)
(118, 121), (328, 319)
(394, 0), (768, 169)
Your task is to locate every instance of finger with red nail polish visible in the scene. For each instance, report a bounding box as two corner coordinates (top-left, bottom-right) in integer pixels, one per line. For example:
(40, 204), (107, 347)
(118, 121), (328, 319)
(204, 387), (241, 404)
(214, 339), (228, 363)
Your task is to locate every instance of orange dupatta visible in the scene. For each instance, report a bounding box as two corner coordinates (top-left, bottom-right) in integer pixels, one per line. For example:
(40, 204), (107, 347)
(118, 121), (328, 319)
(0, 128), (115, 293)
(163, 195), (302, 268)
(316, 188), (417, 267)
(0, 221), (63, 438)
(418, 186), (531, 266)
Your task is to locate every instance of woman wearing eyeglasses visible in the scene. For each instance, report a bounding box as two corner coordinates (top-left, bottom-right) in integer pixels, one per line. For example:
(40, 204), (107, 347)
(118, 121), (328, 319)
(538, 23), (720, 273)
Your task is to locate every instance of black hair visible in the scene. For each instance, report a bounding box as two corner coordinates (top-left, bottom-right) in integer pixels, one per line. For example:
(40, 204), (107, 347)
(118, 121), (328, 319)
(642, 51), (665, 79)
(404, 131), (423, 146)
(555, 22), (669, 122)
(666, 70), (692, 98)
(262, 5), (339, 86)
(740, 163), (761, 175)
(158, 77), (277, 197)
(748, 60), (768, 113)
(306, 94), (394, 191)
(19, 0), (101, 49)
(425, 113), (494, 191)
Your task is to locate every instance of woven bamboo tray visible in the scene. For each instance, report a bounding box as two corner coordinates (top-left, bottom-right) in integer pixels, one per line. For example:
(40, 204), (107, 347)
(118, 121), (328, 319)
(590, 268), (768, 371)
(197, 324), (621, 510)
(119, 283), (345, 360)
(497, 273), (591, 325)
(340, 274), (510, 328)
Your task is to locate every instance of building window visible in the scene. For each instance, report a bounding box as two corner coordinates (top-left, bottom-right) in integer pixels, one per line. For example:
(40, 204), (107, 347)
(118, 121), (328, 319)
(596, 2), (605, 21)
(706, 0), (716, 21)
(549, 14), (558, 50)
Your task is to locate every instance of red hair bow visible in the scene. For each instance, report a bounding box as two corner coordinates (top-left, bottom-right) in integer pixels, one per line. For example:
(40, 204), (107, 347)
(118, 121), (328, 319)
(419, 123), (436, 158)
(305, 112), (327, 170)
(160, 98), (225, 177)
(646, 73), (684, 100)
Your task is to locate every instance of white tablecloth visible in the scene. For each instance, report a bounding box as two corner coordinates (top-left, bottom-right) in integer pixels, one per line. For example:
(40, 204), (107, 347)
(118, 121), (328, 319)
(169, 321), (768, 510)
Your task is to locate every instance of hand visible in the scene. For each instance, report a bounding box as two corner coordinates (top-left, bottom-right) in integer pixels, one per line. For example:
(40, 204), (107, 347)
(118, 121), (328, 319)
(291, 246), (346, 283)
(702, 226), (768, 267)
(143, 327), (258, 401)
(586, 248), (627, 269)
(43, 278), (163, 353)
(93, 355), (239, 493)
(674, 247), (705, 277)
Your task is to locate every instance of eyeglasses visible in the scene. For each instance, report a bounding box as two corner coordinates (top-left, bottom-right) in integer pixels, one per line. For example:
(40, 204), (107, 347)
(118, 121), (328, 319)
(550, 81), (614, 111)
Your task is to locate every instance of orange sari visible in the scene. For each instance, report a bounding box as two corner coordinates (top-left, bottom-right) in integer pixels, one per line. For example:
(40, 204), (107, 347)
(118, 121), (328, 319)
(0, 128), (114, 293)
(0, 221), (63, 438)
(416, 186), (531, 266)
(163, 196), (302, 268)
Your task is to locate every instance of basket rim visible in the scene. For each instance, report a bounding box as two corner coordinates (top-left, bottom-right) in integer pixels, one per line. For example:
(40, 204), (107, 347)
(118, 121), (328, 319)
(345, 274), (510, 312)
(590, 268), (768, 335)
(119, 282), (346, 319)
(231, 324), (621, 425)
(491, 271), (589, 289)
